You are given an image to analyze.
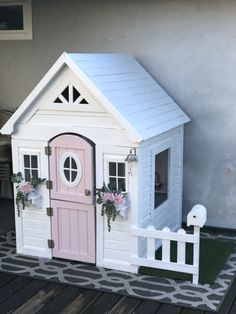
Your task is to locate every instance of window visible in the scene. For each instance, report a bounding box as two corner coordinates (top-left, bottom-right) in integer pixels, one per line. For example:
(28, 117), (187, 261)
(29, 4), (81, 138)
(154, 149), (169, 208)
(54, 84), (89, 105)
(59, 153), (82, 187)
(108, 162), (126, 191)
(23, 154), (38, 180)
(0, 0), (32, 40)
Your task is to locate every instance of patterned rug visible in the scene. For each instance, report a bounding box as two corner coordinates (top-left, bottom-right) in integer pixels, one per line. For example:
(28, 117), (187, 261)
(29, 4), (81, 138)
(0, 231), (236, 312)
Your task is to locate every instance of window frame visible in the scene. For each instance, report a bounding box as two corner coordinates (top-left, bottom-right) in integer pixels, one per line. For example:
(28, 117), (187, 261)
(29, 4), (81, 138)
(19, 148), (41, 180)
(151, 143), (172, 218)
(0, 0), (32, 40)
(104, 155), (128, 192)
(59, 152), (82, 188)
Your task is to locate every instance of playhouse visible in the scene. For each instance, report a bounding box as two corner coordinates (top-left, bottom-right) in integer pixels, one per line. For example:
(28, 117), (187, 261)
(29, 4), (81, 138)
(1, 53), (190, 273)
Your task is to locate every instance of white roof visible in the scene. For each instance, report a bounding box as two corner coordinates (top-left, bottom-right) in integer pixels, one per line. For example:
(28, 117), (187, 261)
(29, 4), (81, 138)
(1, 52), (190, 141)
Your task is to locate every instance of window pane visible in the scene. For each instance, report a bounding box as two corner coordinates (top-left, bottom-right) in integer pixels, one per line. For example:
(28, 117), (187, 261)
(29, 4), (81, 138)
(109, 177), (117, 191)
(0, 5), (23, 30)
(61, 86), (69, 102)
(118, 178), (126, 191)
(71, 158), (77, 170)
(64, 170), (70, 181)
(109, 162), (116, 176)
(31, 170), (38, 178)
(24, 169), (30, 181)
(54, 97), (62, 103)
(24, 155), (30, 168)
(118, 163), (125, 177)
(64, 157), (70, 169)
(31, 155), (38, 168)
(71, 171), (77, 182)
(154, 149), (169, 208)
(73, 86), (80, 102)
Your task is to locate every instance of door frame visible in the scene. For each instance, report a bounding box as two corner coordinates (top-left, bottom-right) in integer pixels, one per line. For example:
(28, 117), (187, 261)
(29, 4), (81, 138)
(48, 132), (96, 263)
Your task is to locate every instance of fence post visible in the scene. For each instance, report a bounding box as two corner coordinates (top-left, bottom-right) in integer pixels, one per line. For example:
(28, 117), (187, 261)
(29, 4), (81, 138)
(177, 229), (186, 265)
(162, 227), (171, 262)
(192, 226), (200, 284)
(147, 225), (155, 259)
(187, 204), (207, 284)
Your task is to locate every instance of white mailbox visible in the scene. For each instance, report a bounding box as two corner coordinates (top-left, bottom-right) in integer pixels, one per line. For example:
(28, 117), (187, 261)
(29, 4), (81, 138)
(187, 204), (207, 228)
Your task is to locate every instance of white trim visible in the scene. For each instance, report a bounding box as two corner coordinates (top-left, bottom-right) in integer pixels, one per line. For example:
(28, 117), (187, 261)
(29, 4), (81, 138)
(59, 152), (82, 188)
(19, 147), (41, 178)
(0, 53), (142, 142)
(104, 154), (128, 192)
(0, 0), (32, 40)
(150, 138), (174, 220)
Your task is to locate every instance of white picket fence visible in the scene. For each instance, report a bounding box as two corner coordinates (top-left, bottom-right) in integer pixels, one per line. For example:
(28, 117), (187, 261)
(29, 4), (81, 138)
(131, 205), (207, 284)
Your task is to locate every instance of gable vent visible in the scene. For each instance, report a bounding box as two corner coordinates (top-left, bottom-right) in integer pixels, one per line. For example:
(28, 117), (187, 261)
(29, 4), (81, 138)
(54, 84), (88, 105)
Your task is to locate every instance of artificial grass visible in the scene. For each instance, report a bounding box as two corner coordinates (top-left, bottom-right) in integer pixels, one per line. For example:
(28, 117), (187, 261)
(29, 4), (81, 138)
(139, 238), (235, 284)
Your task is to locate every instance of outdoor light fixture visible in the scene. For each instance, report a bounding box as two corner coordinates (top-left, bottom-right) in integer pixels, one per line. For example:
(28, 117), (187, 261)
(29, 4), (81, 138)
(125, 148), (137, 163)
(125, 148), (137, 176)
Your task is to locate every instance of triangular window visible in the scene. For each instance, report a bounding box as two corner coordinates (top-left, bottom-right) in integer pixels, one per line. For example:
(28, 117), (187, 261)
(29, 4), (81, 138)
(54, 84), (89, 105)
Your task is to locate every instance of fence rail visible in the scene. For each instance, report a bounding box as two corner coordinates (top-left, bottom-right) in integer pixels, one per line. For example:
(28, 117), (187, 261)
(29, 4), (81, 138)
(131, 205), (207, 284)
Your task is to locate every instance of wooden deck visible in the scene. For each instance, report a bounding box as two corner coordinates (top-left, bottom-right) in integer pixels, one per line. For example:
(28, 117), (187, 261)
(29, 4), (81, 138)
(0, 272), (235, 313)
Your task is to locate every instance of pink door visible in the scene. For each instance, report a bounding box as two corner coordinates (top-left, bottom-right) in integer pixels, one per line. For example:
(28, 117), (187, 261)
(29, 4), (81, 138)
(49, 134), (95, 263)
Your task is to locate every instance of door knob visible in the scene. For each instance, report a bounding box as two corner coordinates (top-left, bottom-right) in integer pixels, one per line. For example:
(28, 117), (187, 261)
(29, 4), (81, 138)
(85, 189), (91, 196)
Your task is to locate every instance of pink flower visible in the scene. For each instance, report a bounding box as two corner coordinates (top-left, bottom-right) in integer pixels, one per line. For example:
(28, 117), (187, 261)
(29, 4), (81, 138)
(101, 192), (115, 203)
(114, 193), (125, 206)
(17, 182), (34, 195)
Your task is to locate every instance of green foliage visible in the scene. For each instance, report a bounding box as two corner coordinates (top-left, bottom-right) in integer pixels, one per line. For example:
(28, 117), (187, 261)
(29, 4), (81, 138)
(11, 172), (46, 210)
(96, 183), (117, 232)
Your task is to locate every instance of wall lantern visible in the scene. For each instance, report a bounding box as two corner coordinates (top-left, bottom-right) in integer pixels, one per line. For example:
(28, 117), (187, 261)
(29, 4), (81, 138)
(125, 148), (137, 163)
(125, 148), (137, 175)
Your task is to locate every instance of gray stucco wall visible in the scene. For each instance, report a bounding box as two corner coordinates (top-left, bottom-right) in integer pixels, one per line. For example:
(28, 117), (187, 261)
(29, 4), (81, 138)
(0, 0), (235, 228)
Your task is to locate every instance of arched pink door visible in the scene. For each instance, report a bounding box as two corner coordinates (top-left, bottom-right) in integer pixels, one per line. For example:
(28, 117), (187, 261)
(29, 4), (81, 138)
(49, 134), (95, 263)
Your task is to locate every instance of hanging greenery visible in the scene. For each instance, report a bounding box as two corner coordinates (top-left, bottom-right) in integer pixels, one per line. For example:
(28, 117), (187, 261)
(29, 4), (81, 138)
(11, 172), (45, 210)
(96, 183), (127, 232)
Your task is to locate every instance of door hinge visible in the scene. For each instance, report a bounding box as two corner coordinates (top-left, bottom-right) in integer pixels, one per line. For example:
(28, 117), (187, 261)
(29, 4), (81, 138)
(48, 239), (55, 249)
(46, 207), (53, 217)
(46, 180), (53, 190)
(45, 145), (52, 156)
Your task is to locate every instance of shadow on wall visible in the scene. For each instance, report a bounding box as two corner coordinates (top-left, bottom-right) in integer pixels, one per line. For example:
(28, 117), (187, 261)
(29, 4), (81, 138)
(0, 198), (15, 234)
(0, 110), (14, 199)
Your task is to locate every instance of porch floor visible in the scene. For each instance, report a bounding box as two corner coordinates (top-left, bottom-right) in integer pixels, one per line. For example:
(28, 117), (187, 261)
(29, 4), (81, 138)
(0, 271), (235, 314)
(0, 199), (236, 312)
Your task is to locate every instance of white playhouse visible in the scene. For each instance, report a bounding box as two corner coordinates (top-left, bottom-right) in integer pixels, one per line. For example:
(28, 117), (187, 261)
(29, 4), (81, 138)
(1, 53), (191, 273)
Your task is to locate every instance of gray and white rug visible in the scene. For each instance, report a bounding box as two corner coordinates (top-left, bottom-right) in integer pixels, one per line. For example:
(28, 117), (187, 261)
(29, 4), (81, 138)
(0, 231), (236, 312)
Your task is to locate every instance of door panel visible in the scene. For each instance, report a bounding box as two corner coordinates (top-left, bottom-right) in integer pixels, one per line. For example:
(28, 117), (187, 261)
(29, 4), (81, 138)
(50, 135), (93, 204)
(49, 134), (95, 263)
(51, 199), (95, 262)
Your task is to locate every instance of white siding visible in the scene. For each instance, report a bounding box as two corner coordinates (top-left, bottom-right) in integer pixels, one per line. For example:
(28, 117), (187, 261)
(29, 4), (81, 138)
(138, 127), (184, 255)
(11, 139), (51, 258)
(139, 127), (183, 254)
(100, 146), (138, 272)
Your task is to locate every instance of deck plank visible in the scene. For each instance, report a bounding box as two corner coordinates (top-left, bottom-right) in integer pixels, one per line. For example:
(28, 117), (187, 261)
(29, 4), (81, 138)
(180, 307), (204, 314)
(0, 272), (16, 288)
(0, 276), (32, 303)
(108, 296), (141, 314)
(12, 282), (64, 314)
(0, 278), (49, 313)
(37, 285), (83, 314)
(157, 303), (182, 314)
(84, 292), (122, 314)
(134, 299), (162, 313)
(228, 297), (236, 314)
(61, 289), (102, 314)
